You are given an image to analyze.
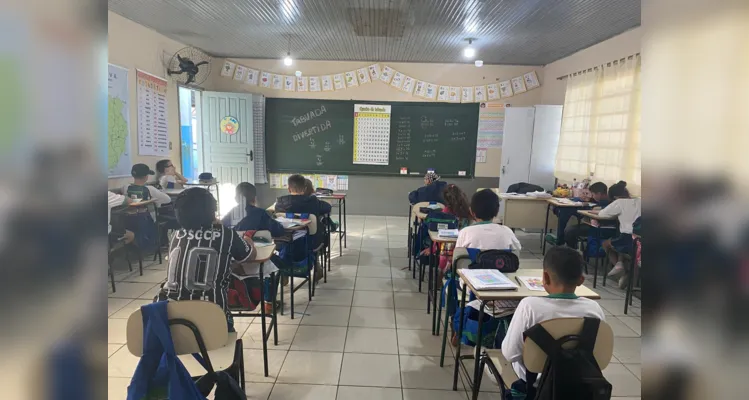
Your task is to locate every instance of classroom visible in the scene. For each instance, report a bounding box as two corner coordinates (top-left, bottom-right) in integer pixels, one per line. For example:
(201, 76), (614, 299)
(107, 1), (642, 399)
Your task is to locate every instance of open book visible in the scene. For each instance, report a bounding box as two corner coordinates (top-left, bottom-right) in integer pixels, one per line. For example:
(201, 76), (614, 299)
(275, 217), (301, 229)
(515, 276), (546, 292)
(461, 269), (518, 291)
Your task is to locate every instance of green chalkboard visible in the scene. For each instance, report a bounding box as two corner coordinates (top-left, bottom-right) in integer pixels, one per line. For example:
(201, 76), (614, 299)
(265, 98), (479, 178)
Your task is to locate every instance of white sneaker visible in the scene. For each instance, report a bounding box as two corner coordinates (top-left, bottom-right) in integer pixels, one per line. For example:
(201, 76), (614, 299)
(607, 262), (625, 277)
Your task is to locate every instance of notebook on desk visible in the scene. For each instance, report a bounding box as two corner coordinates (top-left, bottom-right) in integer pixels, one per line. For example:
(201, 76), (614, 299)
(437, 229), (459, 238)
(276, 217), (301, 229)
(462, 269), (518, 291)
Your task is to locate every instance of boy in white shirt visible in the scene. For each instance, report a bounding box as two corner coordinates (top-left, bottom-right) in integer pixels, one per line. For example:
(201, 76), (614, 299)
(501, 246), (605, 384)
(121, 164), (172, 207)
(596, 181), (641, 288)
(455, 189), (521, 251)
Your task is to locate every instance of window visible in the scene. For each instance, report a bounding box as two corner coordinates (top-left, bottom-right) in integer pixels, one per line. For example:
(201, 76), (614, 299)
(555, 55), (641, 193)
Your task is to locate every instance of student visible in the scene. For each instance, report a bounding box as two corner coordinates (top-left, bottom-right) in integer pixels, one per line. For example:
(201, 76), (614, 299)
(122, 164), (172, 207)
(222, 182), (284, 314)
(455, 189), (521, 251)
(563, 182), (611, 248)
(108, 191), (134, 244)
(501, 246), (605, 384)
(597, 181), (641, 288)
(303, 178), (315, 196)
(408, 172), (448, 204)
(155, 159), (188, 189)
(157, 188), (253, 332)
(434, 184), (472, 272)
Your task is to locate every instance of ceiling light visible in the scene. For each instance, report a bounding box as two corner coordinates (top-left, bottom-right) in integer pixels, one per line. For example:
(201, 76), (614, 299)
(295, 70), (302, 77)
(475, 60), (483, 67)
(283, 52), (293, 66)
(463, 39), (476, 59)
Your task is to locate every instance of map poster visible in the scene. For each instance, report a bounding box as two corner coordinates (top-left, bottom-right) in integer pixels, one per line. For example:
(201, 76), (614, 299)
(477, 102), (505, 148)
(353, 104), (391, 165)
(107, 64), (133, 177)
(136, 69), (169, 156)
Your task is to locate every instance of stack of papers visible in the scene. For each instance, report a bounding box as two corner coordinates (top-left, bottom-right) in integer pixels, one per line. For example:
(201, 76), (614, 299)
(276, 217), (301, 229)
(438, 229), (459, 238)
(526, 191), (552, 198)
(515, 276), (546, 292)
(461, 269), (518, 291)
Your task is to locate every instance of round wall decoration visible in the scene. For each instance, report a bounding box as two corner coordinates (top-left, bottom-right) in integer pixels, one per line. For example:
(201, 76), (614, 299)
(220, 116), (239, 135)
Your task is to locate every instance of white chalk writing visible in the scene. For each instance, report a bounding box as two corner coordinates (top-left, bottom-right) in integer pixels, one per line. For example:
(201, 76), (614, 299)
(293, 120), (332, 142)
(291, 105), (327, 127)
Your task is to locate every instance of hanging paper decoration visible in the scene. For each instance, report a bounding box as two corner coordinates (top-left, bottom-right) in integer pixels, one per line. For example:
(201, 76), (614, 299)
(401, 76), (415, 93)
(272, 74), (283, 90)
(245, 68), (259, 85)
(233, 65), (246, 81)
(321, 75), (333, 91)
(499, 80), (513, 97)
(357, 68), (370, 84)
(309, 76), (321, 92)
(368, 64), (381, 81)
(511, 76), (527, 94)
(284, 75), (296, 91)
(425, 83), (437, 100)
(474, 85), (487, 102)
(260, 71), (271, 88)
(437, 86), (449, 101)
(390, 71), (404, 88)
(461, 87), (473, 103)
(221, 61), (236, 77)
(380, 66), (394, 83)
(414, 81), (426, 97)
(449, 87), (460, 102)
(333, 73), (345, 90)
(524, 71), (540, 89)
(487, 83), (500, 100)
(297, 76), (309, 92)
(345, 71), (359, 87)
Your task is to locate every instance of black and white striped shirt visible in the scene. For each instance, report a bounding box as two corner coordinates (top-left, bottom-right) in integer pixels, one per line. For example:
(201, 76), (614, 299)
(158, 224), (251, 315)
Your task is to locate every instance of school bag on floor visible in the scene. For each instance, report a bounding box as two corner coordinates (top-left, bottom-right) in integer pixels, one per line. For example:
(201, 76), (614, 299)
(524, 317), (612, 400)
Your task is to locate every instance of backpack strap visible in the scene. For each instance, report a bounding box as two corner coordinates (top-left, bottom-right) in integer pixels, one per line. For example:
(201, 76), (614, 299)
(523, 324), (559, 359)
(579, 317), (600, 353)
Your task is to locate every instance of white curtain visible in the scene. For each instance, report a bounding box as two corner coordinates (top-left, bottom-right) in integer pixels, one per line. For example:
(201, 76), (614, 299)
(555, 55), (641, 193)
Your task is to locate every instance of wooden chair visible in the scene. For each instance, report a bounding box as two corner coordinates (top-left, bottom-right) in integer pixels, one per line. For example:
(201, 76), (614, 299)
(126, 301), (247, 394)
(478, 318), (614, 399)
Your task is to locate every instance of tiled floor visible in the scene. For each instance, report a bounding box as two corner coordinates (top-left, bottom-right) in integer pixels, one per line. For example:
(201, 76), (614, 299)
(108, 215), (642, 399)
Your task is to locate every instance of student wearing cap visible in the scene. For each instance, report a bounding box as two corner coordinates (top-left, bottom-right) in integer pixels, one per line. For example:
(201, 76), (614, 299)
(121, 164), (172, 207)
(408, 172), (448, 204)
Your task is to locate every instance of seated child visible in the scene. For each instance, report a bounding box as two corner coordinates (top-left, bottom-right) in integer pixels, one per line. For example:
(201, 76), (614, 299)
(155, 159), (188, 189)
(501, 246), (605, 384)
(157, 187), (253, 332)
(598, 181), (641, 288)
(563, 181), (611, 248)
(303, 178), (315, 196)
(121, 164), (174, 249)
(455, 189), (521, 251)
(434, 184), (472, 272)
(408, 172), (448, 204)
(121, 164), (172, 206)
(222, 182), (284, 314)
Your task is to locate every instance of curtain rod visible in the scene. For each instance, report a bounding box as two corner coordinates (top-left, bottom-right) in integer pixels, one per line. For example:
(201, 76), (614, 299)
(556, 53), (640, 80)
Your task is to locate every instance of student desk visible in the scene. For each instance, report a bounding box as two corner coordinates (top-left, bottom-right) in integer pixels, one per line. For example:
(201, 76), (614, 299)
(163, 188), (185, 197)
(408, 202), (445, 275)
(183, 180), (220, 206)
(316, 193), (347, 255)
(451, 268), (600, 400)
(229, 242), (277, 377)
(577, 210), (618, 288)
(541, 198), (596, 255)
(426, 230), (458, 333)
(499, 195), (558, 233)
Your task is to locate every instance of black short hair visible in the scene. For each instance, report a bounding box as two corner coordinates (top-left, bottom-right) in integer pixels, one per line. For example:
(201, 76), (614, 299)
(543, 247), (584, 286)
(236, 182), (256, 202)
(174, 188), (217, 230)
(155, 159), (172, 174)
(589, 182), (608, 194)
(288, 174), (306, 192)
(608, 181), (630, 199)
(470, 189), (500, 220)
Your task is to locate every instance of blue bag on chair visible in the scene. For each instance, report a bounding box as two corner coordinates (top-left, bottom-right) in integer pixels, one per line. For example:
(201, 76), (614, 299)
(452, 303), (500, 348)
(127, 302), (206, 400)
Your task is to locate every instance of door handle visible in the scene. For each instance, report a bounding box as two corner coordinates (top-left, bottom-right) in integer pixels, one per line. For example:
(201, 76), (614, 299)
(501, 166), (505, 175)
(248, 150), (253, 161)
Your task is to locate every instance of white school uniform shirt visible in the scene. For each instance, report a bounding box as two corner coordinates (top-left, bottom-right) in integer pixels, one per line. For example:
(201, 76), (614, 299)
(597, 198), (641, 234)
(108, 191), (127, 233)
(120, 184), (172, 207)
(455, 223), (522, 251)
(501, 296), (606, 381)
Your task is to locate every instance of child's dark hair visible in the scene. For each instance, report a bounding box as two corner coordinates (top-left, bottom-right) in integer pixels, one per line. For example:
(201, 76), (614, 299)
(236, 182), (257, 202)
(470, 189), (500, 221)
(303, 179), (315, 196)
(442, 184), (471, 220)
(155, 159), (172, 174)
(288, 174), (306, 192)
(589, 182), (608, 194)
(174, 188), (217, 230)
(543, 247), (584, 286)
(608, 181), (630, 199)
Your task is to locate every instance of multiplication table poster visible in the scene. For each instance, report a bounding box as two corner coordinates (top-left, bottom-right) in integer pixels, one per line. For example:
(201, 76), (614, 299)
(353, 104), (391, 165)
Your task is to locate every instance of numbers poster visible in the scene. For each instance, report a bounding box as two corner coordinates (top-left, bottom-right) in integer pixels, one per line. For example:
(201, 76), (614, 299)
(353, 104), (391, 165)
(136, 70), (169, 156)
